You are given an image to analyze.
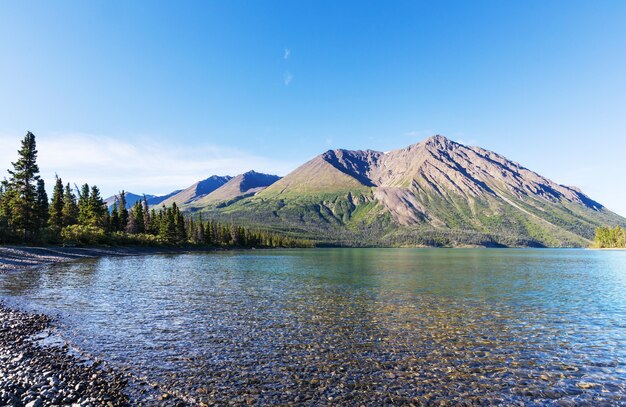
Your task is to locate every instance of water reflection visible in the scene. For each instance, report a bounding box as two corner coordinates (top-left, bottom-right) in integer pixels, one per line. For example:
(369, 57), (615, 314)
(0, 249), (625, 404)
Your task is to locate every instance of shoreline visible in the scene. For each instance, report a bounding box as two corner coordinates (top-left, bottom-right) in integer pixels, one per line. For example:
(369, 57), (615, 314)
(0, 245), (219, 273)
(0, 303), (130, 406)
(0, 245), (197, 406)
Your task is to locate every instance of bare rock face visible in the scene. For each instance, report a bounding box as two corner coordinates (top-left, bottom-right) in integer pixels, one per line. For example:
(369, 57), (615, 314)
(321, 149), (383, 186)
(360, 135), (604, 225)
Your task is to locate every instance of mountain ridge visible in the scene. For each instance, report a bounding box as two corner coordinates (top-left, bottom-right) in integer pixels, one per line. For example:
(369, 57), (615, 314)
(157, 175), (232, 208)
(189, 171), (281, 208)
(197, 135), (624, 247)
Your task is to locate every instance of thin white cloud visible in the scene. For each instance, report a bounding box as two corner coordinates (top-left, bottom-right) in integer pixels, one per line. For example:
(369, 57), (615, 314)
(284, 72), (293, 86)
(0, 132), (298, 197)
(283, 48), (291, 60)
(404, 129), (435, 139)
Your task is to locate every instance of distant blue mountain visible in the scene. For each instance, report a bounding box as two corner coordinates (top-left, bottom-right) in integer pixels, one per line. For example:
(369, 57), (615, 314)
(103, 174), (233, 209)
(104, 190), (182, 209)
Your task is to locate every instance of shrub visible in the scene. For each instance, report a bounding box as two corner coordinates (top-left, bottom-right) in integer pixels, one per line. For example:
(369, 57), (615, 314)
(61, 225), (106, 246)
(107, 231), (164, 246)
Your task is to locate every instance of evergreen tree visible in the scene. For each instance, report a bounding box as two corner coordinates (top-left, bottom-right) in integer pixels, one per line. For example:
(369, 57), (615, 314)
(118, 191), (129, 231)
(49, 176), (64, 228)
(4, 131), (42, 240)
(87, 185), (106, 227)
(187, 217), (195, 243)
(102, 207), (111, 232)
(204, 220), (214, 245)
(62, 183), (79, 226)
(195, 214), (205, 243)
(159, 205), (176, 243)
(77, 183), (90, 225)
(133, 201), (145, 234)
(147, 208), (158, 235)
(173, 203), (186, 244)
(35, 178), (49, 232)
(110, 201), (120, 232)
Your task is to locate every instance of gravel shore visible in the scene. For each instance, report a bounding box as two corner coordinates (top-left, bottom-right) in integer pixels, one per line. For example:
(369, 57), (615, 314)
(0, 246), (194, 406)
(0, 303), (130, 406)
(0, 245), (200, 273)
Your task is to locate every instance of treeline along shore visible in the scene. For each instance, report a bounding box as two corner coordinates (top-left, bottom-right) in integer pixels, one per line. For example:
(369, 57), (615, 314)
(0, 132), (313, 249)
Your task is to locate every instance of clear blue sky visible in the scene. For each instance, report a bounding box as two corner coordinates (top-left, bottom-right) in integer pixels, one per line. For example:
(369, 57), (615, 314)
(1, 1), (625, 215)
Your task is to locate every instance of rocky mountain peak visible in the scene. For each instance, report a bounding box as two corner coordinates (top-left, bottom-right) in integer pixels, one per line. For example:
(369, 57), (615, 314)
(421, 134), (459, 151)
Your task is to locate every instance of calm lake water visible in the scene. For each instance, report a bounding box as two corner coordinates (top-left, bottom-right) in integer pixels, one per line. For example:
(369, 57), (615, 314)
(1, 249), (625, 404)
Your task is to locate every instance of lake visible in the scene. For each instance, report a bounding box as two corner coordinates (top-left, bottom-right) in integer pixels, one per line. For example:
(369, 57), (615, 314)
(1, 249), (625, 404)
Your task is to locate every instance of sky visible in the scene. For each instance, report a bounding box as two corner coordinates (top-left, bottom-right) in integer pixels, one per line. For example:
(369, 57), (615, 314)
(1, 1), (625, 215)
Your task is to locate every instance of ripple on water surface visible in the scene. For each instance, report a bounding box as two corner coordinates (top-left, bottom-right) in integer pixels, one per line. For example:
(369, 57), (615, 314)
(1, 248), (625, 404)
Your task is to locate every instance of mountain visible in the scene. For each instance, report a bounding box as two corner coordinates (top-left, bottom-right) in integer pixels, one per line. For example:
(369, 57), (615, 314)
(187, 171), (280, 208)
(145, 190), (183, 206)
(104, 192), (150, 209)
(197, 135), (626, 247)
(103, 171), (279, 211)
(156, 175), (232, 208)
(104, 190), (182, 209)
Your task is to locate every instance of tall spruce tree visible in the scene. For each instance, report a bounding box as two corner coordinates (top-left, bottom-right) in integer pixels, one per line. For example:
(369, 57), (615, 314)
(174, 204), (186, 244)
(133, 201), (145, 234)
(118, 191), (129, 231)
(110, 201), (120, 231)
(35, 178), (49, 232)
(4, 132), (42, 240)
(159, 205), (177, 243)
(77, 183), (90, 225)
(87, 185), (106, 227)
(49, 176), (64, 228)
(62, 183), (79, 226)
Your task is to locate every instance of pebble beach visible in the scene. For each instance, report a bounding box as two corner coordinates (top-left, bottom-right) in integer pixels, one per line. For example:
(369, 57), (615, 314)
(0, 246), (193, 406)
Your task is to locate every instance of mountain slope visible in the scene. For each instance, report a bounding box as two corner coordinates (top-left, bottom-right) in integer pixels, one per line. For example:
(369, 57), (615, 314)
(189, 171), (280, 208)
(260, 153), (374, 197)
(196, 135), (626, 247)
(157, 175), (231, 208)
(146, 190), (183, 206)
